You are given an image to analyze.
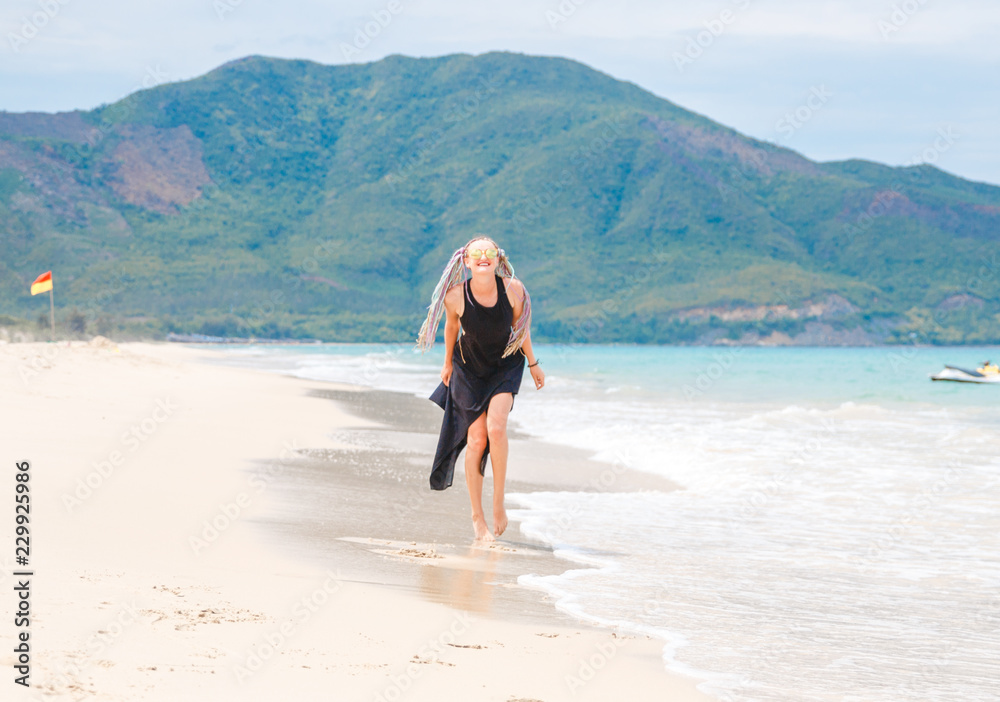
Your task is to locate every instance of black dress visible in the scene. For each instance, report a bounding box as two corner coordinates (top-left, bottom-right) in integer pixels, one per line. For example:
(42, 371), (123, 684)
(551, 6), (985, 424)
(428, 275), (526, 490)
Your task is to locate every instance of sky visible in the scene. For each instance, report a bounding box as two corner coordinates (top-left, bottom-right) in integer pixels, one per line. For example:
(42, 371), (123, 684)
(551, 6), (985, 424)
(3, 0), (999, 185)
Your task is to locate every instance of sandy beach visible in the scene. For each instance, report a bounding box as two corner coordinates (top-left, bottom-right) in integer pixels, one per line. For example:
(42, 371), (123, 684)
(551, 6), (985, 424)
(0, 339), (711, 701)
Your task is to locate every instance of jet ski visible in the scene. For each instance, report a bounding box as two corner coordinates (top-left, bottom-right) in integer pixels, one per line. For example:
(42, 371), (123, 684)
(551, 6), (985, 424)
(931, 361), (1000, 383)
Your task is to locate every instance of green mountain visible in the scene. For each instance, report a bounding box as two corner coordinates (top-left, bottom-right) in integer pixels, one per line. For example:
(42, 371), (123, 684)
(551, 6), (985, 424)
(2, 52), (1000, 344)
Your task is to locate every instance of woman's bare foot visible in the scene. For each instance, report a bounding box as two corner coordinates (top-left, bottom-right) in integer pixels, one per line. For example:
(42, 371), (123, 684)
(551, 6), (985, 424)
(472, 514), (495, 542)
(493, 505), (508, 537)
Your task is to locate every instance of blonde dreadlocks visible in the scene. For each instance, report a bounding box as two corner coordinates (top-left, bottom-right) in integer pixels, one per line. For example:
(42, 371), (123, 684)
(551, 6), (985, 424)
(415, 235), (531, 359)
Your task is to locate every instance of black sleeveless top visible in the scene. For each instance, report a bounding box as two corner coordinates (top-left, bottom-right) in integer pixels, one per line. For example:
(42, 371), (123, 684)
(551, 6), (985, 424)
(428, 274), (526, 490)
(455, 275), (522, 379)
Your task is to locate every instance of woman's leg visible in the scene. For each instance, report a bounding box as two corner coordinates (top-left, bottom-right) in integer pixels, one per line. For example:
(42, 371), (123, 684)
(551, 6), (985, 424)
(486, 392), (514, 537)
(464, 412), (492, 541)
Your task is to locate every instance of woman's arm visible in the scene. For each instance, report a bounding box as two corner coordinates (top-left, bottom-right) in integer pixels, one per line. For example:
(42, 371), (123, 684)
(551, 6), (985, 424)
(519, 329), (537, 366)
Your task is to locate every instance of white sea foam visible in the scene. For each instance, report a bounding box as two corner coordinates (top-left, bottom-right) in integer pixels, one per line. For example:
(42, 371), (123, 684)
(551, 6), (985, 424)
(212, 343), (1000, 701)
(505, 382), (1000, 701)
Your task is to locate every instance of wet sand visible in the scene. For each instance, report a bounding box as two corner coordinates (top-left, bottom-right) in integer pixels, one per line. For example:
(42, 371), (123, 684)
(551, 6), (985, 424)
(0, 339), (711, 701)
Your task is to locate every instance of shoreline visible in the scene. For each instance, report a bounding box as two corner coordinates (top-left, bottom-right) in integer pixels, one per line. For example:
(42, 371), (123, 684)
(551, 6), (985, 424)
(1, 339), (711, 701)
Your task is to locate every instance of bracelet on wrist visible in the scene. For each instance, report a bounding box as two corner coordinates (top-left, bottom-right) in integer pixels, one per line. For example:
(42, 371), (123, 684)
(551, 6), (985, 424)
(528, 359), (540, 368)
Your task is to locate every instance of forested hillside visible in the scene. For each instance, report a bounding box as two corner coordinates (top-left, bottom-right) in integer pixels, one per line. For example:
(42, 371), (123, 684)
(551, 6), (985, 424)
(3, 52), (999, 344)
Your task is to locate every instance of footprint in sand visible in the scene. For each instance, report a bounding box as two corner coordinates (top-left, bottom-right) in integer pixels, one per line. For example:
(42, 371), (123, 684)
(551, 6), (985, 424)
(410, 655), (454, 666)
(395, 548), (444, 559)
(152, 585), (185, 598)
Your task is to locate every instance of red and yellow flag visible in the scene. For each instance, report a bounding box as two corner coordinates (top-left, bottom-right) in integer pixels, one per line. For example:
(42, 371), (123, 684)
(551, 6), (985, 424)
(30, 271), (53, 296)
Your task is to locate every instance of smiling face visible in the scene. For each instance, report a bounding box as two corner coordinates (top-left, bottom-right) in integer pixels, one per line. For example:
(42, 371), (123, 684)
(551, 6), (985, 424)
(464, 238), (499, 276)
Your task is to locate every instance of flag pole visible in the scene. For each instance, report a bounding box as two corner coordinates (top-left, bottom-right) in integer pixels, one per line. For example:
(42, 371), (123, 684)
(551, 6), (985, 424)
(49, 287), (55, 339)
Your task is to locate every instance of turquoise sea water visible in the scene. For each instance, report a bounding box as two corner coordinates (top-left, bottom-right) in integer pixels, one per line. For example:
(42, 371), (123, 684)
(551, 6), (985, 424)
(211, 343), (1000, 701)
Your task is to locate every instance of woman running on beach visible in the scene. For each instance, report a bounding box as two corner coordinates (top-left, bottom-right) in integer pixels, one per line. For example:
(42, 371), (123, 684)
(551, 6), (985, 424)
(417, 236), (545, 541)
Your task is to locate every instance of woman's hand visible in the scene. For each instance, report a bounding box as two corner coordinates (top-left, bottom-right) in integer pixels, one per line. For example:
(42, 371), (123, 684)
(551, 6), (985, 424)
(441, 361), (454, 387)
(529, 364), (545, 390)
